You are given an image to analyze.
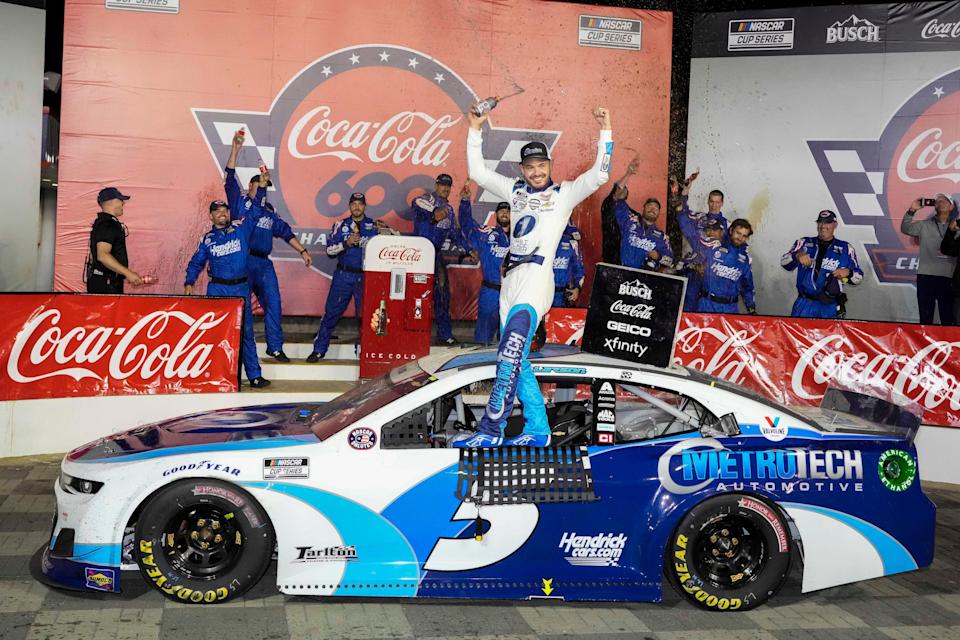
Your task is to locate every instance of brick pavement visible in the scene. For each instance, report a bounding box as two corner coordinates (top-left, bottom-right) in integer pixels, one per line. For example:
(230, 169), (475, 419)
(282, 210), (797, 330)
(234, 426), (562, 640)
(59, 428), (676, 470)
(1, 454), (957, 640)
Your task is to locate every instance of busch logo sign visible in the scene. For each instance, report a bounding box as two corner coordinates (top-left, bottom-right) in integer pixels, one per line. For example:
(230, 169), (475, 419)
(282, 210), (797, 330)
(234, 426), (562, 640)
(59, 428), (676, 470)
(809, 69), (960, 284)
(826, 15), (880, 44)
(192, 44), (558, 279)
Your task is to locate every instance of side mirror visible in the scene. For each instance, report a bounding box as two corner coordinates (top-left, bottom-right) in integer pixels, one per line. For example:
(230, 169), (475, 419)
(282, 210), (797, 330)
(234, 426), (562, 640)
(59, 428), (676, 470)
(701, 412), (740, 438)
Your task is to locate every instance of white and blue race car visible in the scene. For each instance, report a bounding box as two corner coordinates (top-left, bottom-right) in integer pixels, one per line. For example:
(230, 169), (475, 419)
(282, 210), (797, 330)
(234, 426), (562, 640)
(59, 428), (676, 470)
(35, 345), (934, 610)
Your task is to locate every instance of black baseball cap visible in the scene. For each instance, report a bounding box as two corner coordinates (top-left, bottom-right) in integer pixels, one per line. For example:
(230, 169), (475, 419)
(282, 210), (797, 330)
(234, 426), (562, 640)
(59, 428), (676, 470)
(495, 201), (510, 211)
(817, 210), (838, 223)
(349, 192), (366, 204)
(97, 187), (130, 204)
(703, 218), (723, 232)
(435, 173), (453, 186)
(209, 199), (229, 212)
(520, 141), (550, 164)
(248, 174), (273, 187)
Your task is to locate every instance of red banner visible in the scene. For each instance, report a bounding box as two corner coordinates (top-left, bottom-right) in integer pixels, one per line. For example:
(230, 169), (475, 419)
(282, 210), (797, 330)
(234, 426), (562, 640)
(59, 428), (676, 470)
(547, 309), (960, 428)
(0, 294), (243, 401)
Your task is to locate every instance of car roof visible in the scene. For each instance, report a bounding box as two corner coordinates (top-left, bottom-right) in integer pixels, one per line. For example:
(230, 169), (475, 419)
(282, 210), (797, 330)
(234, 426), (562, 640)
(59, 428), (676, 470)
(418, 344), (693, 378)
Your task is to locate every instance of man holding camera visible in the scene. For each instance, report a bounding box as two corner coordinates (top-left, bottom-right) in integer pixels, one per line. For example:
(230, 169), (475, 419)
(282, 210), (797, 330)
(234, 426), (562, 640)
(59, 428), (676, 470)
(902, 193), (957, 325)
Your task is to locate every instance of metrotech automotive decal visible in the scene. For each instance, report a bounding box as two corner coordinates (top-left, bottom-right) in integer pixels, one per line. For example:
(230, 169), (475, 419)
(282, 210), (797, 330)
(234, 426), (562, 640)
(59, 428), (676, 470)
(657, 438), (864, 495)
(809, 68), (960, 284)
(192, 44), (559, 279)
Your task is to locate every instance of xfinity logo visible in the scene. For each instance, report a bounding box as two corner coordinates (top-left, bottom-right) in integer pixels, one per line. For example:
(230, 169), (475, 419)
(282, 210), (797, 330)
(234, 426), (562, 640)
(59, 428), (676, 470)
(921, 18), (960, 40)
(604, 336), (648, 357)
(826, 15), (880, 44)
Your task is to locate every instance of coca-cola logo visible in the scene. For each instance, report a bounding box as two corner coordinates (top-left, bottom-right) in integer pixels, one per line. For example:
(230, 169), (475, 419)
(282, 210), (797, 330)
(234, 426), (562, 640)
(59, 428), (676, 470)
(193, 45), (557, 279)
(377, 246), (423, 264)
(809, 68), (960, 284)
(609, 300), (654, 319)
(921, 18), (960, 40)
(6, 308), (229, 383)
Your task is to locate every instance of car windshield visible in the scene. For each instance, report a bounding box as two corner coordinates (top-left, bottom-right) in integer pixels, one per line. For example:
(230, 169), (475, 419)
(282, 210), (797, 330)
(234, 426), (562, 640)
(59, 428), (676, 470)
(309, 362), (434, 440)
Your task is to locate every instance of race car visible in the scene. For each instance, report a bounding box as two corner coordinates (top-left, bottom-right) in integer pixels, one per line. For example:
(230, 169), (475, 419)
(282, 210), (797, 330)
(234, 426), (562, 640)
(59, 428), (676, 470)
(35, 345), (934, 611)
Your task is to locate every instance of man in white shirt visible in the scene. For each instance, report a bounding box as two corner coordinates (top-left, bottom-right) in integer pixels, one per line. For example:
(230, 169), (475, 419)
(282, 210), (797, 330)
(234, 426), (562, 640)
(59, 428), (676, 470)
(453, 104), (613, 447)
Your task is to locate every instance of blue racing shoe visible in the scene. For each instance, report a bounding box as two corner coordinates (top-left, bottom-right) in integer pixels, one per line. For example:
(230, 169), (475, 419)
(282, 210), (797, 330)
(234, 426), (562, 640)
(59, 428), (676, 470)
(503, 433), (552, 447)
(450, 431), (504, 448)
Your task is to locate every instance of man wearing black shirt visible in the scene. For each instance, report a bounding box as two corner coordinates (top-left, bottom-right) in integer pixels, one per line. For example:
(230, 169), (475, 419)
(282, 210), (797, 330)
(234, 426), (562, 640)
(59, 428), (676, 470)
(85, 187), (142, 293)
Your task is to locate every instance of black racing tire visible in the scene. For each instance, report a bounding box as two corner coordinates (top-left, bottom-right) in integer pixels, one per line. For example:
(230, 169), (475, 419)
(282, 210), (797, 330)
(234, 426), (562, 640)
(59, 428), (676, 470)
(134, 479), (273, 604)
(666, 494), (791, 612)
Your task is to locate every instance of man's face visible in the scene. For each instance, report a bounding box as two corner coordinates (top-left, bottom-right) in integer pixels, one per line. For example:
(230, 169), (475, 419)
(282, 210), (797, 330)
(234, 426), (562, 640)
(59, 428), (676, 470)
(935, 196), (954, 216)
(705, 227), (723, 242)
(520, 158), (552, 190)
(707, 194), (723, 214)
(349, 200), (366, 218)
(495, 207), (511, 228)
(642, 202), (660, 223)
(209, 206), (230, 228)
(817, 221), (837, 241)
(729, 225), (751, 247)
(435, 183), (451, 200)
(102, 198), (125, 216)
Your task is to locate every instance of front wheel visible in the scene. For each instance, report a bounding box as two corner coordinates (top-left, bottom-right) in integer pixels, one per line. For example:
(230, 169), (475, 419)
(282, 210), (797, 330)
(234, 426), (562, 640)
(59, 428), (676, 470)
(134, 479), (273, 604)
(667, 494), (791, 611)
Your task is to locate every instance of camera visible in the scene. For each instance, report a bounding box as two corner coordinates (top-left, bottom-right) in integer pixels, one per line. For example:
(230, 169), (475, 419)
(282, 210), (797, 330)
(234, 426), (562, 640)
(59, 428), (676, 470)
(921, 198), (937, 207)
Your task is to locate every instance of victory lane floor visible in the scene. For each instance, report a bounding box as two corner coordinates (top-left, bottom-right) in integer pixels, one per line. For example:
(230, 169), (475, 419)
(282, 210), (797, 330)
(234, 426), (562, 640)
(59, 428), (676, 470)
(2, 455), (960, 640)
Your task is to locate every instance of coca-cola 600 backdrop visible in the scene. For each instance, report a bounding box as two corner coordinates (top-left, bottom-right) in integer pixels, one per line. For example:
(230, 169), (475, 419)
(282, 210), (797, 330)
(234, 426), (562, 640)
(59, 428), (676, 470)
(55, 1), (672, 318)
(686, 2), (960, 323)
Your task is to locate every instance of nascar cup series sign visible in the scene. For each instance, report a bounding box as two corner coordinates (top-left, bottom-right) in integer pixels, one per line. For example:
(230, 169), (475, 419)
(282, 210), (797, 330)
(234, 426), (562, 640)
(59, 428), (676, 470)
(581, 264), (685, 367)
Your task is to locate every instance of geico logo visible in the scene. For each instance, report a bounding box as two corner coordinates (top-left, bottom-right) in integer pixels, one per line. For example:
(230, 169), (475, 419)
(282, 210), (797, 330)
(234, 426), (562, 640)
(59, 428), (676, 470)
(606, 321), (652, 336)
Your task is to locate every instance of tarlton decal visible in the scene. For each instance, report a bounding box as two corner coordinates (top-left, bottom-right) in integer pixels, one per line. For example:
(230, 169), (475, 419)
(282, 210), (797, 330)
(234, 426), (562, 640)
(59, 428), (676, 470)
(878, 449), (917, 492)
(163, 460), (241, 477)
(293, 545), (358, 562)
(658, 438), (864, 495)
(559, 532), (627, 567)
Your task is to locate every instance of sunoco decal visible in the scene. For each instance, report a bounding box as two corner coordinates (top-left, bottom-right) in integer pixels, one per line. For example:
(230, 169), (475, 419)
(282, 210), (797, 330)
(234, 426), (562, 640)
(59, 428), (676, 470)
(658, 438), (863, 494)
(84, 567), (115, 591)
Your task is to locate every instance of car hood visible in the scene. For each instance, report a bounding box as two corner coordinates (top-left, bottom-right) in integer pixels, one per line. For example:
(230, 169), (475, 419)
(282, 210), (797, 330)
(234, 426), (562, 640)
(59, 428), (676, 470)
(67, 403), (321, 463)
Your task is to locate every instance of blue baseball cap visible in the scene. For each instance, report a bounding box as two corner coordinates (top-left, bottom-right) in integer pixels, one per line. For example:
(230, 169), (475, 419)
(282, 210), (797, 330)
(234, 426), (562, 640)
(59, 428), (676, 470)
(97, 187), (130, 204)
(208, 199), (229, 212)
(435, 174), (453, 186)
(495, 202), (510, 211)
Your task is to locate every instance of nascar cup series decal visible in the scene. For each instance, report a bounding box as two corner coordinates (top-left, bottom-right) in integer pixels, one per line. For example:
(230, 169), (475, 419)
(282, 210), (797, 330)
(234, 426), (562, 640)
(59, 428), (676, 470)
(878, 449), (917, 492)
(348, 427), (377, 450)
(658, 438), (864, 494)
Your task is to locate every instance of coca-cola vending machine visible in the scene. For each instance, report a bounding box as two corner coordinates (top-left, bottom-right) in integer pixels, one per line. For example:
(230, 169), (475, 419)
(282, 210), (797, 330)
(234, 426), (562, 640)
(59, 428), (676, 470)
(359, 236), (435, 379)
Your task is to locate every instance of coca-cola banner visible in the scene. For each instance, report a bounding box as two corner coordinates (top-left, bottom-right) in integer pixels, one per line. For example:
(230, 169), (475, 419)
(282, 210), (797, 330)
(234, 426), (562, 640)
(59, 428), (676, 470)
(0, 294), (243, 401)
(687, 2), (960, 323)
(55, 0), (672, 319)
(547, 309), (960, 428)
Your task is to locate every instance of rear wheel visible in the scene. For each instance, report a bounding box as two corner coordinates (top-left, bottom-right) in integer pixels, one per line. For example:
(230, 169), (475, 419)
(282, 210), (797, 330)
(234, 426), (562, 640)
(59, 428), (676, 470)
(134, 479), (273, 604)
(667, 494), (791, 611)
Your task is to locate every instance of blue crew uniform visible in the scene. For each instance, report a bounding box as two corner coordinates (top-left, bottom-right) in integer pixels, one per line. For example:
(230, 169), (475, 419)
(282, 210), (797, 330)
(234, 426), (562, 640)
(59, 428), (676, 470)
(782, 236), (863, 318)
(678, 198), (728, 311)
(184, 213), (262, 383)
(312, 214), (379, 356)
(224, 167), (296, 356)
(693, 235), (755, 314)
(552, 225), (585, 307)
(460, 199), (509, 343)
(413, 191), (464, 343)
(613, 200), (673, 271)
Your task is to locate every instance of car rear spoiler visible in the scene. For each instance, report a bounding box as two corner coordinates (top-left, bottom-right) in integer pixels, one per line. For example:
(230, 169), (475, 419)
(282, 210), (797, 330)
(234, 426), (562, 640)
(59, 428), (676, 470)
(818, 387), (922, 443)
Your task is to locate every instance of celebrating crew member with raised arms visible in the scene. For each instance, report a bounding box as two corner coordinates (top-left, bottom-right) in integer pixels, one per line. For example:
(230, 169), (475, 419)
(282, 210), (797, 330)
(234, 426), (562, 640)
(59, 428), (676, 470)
(782, 210), (863, 319)
(459, 184), (510, 344)
(184, 199), (269, 389)
(552, 224), (585, 307)
(457, 103), (613, 447)
(695, 218), (756, 314)
(224, 131), (312, 363)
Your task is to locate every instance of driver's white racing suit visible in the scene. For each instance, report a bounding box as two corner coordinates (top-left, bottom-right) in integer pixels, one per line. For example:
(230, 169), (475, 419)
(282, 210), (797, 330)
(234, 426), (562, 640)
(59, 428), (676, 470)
(459, 126), (612, 446)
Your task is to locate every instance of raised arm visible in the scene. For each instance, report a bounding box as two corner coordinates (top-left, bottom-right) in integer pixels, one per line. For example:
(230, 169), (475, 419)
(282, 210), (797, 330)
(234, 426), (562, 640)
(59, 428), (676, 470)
(466, 109), (522, 200)
(564, 107), (613, 206)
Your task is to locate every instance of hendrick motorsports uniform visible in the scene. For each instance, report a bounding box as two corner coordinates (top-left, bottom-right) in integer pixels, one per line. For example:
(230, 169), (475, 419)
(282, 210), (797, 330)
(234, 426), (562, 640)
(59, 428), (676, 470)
(224, 168), (295, 356)
(460, 199), (509, 343)
(311, 215), (379, 357)
(184, 216), (261, 383)
(465, 126), (612, 445)
(413, 192), (463, 343)
(678, 198), (728, 311)
(781, 236), (863, 319)
(614, 200), (673, 271)
(693, 234), (755, 314)
(552, 225), (585, 307)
